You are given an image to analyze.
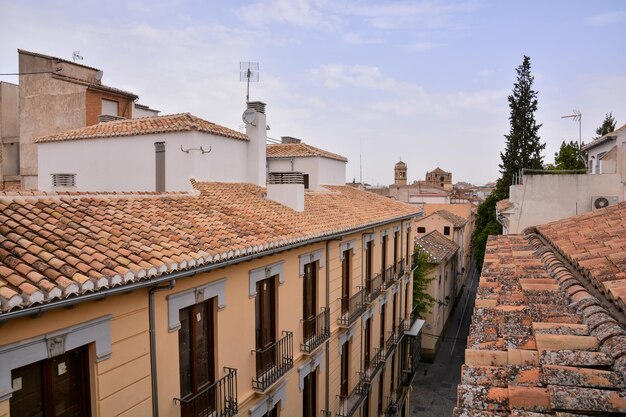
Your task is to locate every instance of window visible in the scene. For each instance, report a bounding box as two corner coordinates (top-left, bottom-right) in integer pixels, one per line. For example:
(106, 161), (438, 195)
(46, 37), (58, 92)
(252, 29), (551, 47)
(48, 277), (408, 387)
(341, 249), (351, 315)
(405, 281), (410, 318)
(256, 276), (277, 375)
(417, 227), (425, 234)
(596, 152), (606, 174)
(589, 157), (595, 173)
(303, 174), (310, 190)
(405, 227), (411, 267)
(179, 299), (216, 413)
(155, 142), (165, 192)
(443, 226), (451, 236)
(392, 293), (397, 332)
(303, 261), (317, 341)
(364, 318), (371, 370)
(263, 408), (278, 417)
(10, 346), (91, 417)
(303, 370), (316, 417)
(101, 98), (119, 116)
(377, 371), (384, 414)
(340, 342), (349, 397)
(365, 240), (373, 291)
(381, 234), (388, 275)
(380, 304), (386, 350)
(390, 354), (396, 393)
(393, 231), (399, 274)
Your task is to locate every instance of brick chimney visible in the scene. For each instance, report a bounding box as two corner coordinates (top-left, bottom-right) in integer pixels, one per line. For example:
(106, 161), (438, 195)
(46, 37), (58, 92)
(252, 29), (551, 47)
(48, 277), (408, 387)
(245, 101), (267, 186)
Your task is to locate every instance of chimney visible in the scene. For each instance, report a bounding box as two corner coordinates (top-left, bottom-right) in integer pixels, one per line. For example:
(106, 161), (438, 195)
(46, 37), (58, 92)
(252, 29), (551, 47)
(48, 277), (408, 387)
(245, 101), (267, 187)
(266, 172), (305, 212)
(281, 136), (301, 144)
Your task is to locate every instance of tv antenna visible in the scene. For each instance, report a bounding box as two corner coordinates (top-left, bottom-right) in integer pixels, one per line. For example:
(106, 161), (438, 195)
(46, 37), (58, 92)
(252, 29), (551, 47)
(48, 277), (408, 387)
(72, 51), (83, 62)
(561, 109), (582, 147)
(240, 61), (259, 103)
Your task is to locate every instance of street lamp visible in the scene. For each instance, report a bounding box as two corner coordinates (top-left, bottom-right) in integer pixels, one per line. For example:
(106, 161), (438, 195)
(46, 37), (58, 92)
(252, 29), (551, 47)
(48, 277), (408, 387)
(561, 110), (582, 147)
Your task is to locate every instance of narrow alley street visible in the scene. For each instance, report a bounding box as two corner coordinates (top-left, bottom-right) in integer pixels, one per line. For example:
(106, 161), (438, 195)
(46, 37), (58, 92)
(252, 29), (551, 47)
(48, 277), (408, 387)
(409, 259), (479, 417)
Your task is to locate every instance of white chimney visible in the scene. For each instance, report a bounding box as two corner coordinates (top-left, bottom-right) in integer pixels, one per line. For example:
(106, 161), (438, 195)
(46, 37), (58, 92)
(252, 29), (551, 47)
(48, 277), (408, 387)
(245, 101), (267, 187)
(267, 172), (305, 212)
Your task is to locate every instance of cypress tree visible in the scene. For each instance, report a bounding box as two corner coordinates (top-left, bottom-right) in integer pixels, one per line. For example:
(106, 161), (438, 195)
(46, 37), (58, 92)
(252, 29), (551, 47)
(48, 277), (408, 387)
(496, 55), (545, 198)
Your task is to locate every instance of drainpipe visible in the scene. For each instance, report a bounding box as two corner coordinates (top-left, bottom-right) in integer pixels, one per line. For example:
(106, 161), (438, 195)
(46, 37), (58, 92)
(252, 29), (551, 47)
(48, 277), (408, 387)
(325, 239), (330, 414)
(149, 280), (176, 417)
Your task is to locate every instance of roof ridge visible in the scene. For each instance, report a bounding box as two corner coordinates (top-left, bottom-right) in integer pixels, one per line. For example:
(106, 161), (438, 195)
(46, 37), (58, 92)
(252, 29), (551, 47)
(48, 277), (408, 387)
(525, 232), (626, 372)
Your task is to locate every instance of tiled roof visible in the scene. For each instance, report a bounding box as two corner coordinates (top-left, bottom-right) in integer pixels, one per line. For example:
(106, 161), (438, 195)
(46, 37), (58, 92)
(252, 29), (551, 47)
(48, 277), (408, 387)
(536, 201), (626, 313)
(427, 167), (450, 175)
(581, 123), (626, 151)
(0, 182), (420, 313)
(415, 230), (458, 263)
(454, 232), (626, 416)
(266, 143), (348, 162)
(35, 113), (248, 143)
(434, 209), (467, 227)
(496, 198), (514, 212)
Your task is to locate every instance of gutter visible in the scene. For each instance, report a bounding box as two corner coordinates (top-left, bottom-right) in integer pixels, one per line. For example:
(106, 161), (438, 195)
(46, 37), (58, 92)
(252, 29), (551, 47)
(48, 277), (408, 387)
(149, 280), (176, 417)
(0, 213), (418, 324)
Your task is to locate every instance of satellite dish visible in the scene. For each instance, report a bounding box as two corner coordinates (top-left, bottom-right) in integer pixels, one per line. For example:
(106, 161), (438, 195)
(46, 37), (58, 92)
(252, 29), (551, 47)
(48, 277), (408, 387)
(94, 70), (103, 82)
(242, 108), (257, 125)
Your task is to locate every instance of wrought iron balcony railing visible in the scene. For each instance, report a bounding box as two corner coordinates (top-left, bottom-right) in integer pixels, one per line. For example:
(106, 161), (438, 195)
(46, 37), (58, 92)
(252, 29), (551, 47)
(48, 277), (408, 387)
(384, 388), (406, 417)
(366, 272), (383, 302)
(336, 372), (370, 417)
(396, 258), (405, 279)
(385, 329), (400, 357)
(382, 266), (394, 290)
(174, 367), (238, 417)
(338, 287), (366, 327)
(252, 331), (294, 391)
(400, 335), (420, 387)
(410, 252), (419, 271)
(301, 308), (330, 353)
(368, 347), (385, 379)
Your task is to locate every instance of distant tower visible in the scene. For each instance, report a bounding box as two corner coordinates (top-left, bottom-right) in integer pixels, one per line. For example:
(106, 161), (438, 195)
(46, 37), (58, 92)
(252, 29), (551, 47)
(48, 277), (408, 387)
(394, 160), (407, 186)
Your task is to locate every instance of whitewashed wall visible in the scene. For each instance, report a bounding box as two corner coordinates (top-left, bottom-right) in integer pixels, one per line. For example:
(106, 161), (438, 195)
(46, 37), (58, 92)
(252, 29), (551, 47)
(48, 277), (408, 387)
(267, 156), (346, 191)
(38, 131), (249, 192)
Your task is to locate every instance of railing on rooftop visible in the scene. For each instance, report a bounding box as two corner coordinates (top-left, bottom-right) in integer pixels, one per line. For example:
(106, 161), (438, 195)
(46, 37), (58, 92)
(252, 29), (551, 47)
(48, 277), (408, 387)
(301, 308), (330, 353)
(252, 331), (293, 391)
(338, 287), (366, 327)
(336, 372), (370, 417)
(174, 367), (238, 417)
(512, 168), (588, 185)
(268, 171), (304, 185)
(366, 273), (383, 302)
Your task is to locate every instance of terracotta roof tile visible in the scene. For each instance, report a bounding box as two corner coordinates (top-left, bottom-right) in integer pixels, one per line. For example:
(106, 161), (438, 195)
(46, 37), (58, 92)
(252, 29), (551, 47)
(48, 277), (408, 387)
(433, 209), (468, 227)
(415, 230), (459, 263)
(266, 143), (348, 162)
(536, 201), (626, 313)
(34, 113), (248, 143)
(0, 182), (420, 313)
(455, 228), (626, 416)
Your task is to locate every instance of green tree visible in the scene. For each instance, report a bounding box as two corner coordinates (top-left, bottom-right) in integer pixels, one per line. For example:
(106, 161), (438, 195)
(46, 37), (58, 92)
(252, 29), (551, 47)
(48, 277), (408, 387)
(472, 56), (545, 270)
(595, 112), (616, 137)
(548, 140), (586, 170)
(498, 55), (545, 195)
(412, 251), (436, 318)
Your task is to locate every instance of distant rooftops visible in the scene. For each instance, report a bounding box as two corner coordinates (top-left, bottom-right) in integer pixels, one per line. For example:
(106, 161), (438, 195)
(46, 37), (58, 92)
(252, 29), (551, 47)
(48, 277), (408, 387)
(35, 113), (248, 143)
(432, 209), (468, 227)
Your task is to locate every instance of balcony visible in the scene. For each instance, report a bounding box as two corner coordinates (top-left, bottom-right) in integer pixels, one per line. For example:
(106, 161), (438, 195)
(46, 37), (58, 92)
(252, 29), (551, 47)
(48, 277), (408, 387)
(384, 388), (407, 417)
(338, 287), (366, 327)
(410, 252), (419, 271)
(400, 335), (421, 387)
(337, 372), (370, 417)
(252, 331), (294, 392)
(301, 308), (330, 353)
(382, 266), (394, 290)
(175, 367), (238, 417)
(396, 258), (405, 279)
(368, 347), (385, 379)
(366, 273), (383, 302)
(385, 329), (400, 358)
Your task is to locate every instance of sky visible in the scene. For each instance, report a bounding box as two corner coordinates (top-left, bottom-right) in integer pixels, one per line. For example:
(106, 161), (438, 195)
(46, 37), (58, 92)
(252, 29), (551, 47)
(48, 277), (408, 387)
(1, 0), (625, 186)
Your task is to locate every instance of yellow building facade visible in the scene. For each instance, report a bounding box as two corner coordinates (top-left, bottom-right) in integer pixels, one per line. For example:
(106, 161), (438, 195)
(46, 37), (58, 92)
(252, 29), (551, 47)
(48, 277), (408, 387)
(0, 183), (422, 417)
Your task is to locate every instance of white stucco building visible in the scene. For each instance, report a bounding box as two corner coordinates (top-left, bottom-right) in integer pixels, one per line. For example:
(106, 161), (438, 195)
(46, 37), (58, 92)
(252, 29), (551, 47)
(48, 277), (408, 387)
(498, 124), (626, 234)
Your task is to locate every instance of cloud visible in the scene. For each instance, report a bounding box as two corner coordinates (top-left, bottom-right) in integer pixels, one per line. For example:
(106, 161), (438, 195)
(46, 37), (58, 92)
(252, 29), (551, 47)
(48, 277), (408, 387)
(587, 10), (626, 26)
(234, 0), (341, 30)
(400, 41), (438, 52)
